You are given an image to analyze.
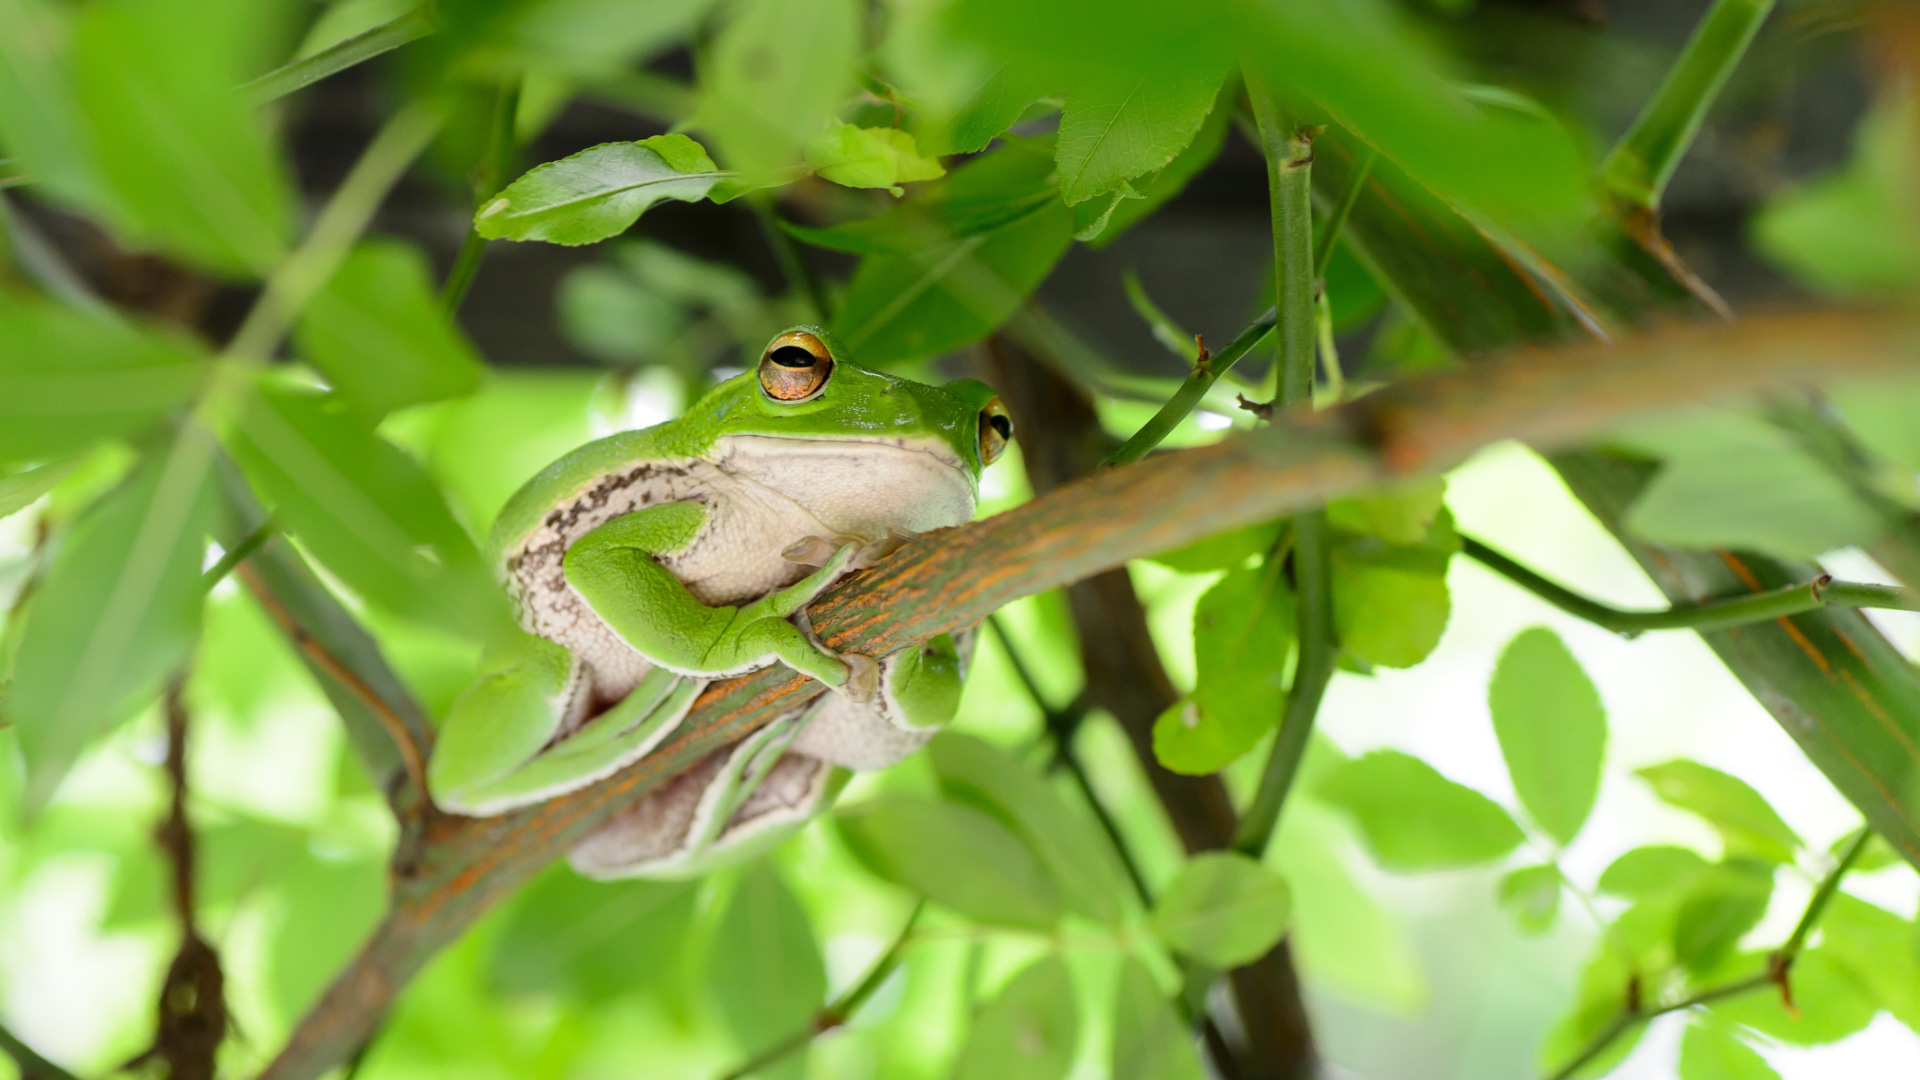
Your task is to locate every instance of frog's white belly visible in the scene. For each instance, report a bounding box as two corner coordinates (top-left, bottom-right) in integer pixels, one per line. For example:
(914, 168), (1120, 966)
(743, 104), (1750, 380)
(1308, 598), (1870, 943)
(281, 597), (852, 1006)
(504, 433), (974, 701)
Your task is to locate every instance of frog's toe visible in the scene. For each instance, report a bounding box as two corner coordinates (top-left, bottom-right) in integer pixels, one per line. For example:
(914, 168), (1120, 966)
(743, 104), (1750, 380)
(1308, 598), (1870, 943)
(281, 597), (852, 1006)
(781, 535), (843, 567)
(849, 528), (918, 570)
(838, 652), (879, 704)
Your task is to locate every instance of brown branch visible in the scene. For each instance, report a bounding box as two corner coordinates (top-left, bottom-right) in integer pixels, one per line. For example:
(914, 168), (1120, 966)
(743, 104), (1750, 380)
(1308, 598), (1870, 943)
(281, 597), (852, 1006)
(237, 560), (432, 818)
(258, 307), (1920, 1080)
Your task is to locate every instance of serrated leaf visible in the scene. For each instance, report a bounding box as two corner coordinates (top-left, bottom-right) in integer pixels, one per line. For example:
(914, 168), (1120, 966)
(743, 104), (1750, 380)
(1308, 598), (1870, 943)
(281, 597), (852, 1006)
(832, 139), (1073, 364)
(1678, 1020), (1782, 1080)
(929, 732), (1128, 925)
(295, 239), (483, 419)
(71, 0), (291, 273)
(1055, 61), (1226, 206)
(1325, 477), (1447, 546)
(500, 0), (721, 78)
(1498, 864), (1562, 935)
(927, 60), (1052, 157)
(804, 123), (944, 193)
(1635, 760), (1801, 864)
(1150, 851), (1292, 967)
(710, 862), (826, 1078)
(1153, 560), (1293, 775)
(836, 793), (1061, 928)
(1141, 520), (1284, 574)
(1112, 957), (1205, 1080)
(488, 866), (696, 1003)
(0, 301), (209, 464)
(8, 429), (216, 811)
(269, 851), (384, 1026)
(953, 955), (1078, 1080)
(1820, 894), (1920, 1035)
(1672, 860), (1773, 974)
(1088, 78), (1232, 249)
(693, 0), (858, 180)
(1330, 509), (1457, 670)
(1596, 845), (1709, 900)
(1616, 409), (1879, 560)
(476, 136), (724, 245)
(1538, 944), (1644, 1078)
(1315, 750), (1524, 871)
(223, 381), (511, 642)
(1488, 626), (1607, 845)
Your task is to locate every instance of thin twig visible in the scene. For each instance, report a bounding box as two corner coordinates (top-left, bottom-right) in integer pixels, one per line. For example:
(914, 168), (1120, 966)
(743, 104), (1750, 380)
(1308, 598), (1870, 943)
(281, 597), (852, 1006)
(442, 79), (522, 314)
(0, 1022), (82, 1080)
(237, 562), (431, 814)
(712, 901), (926, 1080)
(1462, 535), (1919, 637)
(201, 521), (274, 591)
(1102, 307), (1277, 467)
(241, 7), (436, 105)
(1544, 825), (1875, 1080)
(1311, 146), (1376, 280)
(145, 681), (226, 1080)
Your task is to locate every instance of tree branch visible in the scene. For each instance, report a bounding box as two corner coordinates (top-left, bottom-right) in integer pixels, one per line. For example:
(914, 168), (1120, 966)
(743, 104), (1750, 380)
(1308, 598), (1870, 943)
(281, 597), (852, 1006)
(259, 308), (1920, 1080)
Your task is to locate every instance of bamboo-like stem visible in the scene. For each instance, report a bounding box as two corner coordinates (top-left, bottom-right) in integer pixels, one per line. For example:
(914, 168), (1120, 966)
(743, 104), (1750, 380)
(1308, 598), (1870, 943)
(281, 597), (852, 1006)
(256, 308), (1920, 1080)
(242, 7), (436, 105)
(1544, 826), (1873, 1080)
(711, 902), (925, 1080)
(1463, 535), (1920, 635)
(1601, 0), (1777, 210)
(1237, 80), (1332, 862)
(442, 80), (522, 314)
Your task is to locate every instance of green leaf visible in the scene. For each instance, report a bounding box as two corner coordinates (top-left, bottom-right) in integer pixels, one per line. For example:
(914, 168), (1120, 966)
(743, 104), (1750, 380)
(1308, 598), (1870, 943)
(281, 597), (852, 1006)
(1153, 560), (1293, 775)
(0, 456), (81, 522)
(804, 123), (945, 193)
(488, 866), (697, 1003)
(693, 0), (858, 180)
(0, 0), (108, 213)
(1150, 851), (1292, 967)
(269, 851), (385, 1026)
(1635, 760), (1801, 864)
(710, 862), (826, 1077)
(928, 732), (1128, 925)
(1829, 377), (1920, 476)
(1753, 93), (1920, 297)
(295, 239), (484, 420)
(832, 140), (1074, 364)
(223, 381), (511, 642)
(1678, 1020), (1782, 1080)
(1710, 948), (1876, 1046)
(1671, 860), (1773, 974)
(1315, 750), (1524, 871)
(923, 61), (1053, 158)
(1821, 894), (1920, 1035)
(1325, 477), (1446, 546)
(1488, 626), (1607, 845)
(836, 794), (1062, 928)
(1270, 802), (1426, 1010)
(71, 0), (291, 273)
(1596, 845), (1709, 900)
(7, 430), (216, 811)
(1330, 509), (1457, 669)
(953, 955), (1079, 1080)
(499, 0), (720, 78)
(475, 136), (725, 245)
(1497, 863), (1561, 935)
(1112, 958), (1205, 1080)
(1141, 520), (1284, 574)
(1539, 944), (1644, 1078)
(1615, 410), (1880, 560)
(0, 301), (209, 464)
(1088, 78), (1232, 248)
(1055, 61), (1226, 206)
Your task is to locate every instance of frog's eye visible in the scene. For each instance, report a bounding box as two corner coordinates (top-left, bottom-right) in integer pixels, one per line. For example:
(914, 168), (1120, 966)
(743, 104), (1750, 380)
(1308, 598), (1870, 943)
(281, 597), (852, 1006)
(758, 331), (833, 401)
(978, 398), (1013, 465)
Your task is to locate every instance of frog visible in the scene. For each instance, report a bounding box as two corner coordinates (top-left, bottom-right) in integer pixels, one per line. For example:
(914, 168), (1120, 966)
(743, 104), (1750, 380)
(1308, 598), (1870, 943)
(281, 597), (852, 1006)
(425, 326), (1013, 879)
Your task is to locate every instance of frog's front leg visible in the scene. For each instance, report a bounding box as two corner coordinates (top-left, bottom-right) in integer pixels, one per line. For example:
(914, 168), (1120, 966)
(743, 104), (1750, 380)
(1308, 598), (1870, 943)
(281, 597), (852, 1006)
(563, 501), (876, 698)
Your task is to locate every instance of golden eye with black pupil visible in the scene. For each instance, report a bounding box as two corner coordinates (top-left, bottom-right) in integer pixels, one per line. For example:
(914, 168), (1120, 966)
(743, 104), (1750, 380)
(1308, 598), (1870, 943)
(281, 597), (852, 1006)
(758, 331), (833, 401)
(978, 398), (1012, 465)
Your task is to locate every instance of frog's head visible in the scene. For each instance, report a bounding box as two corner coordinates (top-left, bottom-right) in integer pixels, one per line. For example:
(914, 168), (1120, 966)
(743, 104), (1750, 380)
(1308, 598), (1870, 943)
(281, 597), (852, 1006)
(705, 326), (1014, 482)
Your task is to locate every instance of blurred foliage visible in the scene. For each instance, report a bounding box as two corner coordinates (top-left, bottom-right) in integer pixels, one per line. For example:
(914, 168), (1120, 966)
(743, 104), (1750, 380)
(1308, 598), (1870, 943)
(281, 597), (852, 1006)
(0, 1), (1918, 1078)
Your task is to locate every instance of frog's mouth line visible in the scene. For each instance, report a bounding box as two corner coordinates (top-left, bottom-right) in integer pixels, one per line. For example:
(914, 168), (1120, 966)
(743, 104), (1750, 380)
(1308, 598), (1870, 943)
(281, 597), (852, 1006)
(716, 433), (969, 475)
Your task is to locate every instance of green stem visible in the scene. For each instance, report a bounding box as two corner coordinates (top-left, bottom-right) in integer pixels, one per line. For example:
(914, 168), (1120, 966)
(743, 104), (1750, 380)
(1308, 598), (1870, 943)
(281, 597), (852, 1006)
(1312, 147), (1375, 281)
(1601, 0), (1776, 211)
(1103, 308), (1277, 467)
(242, 7), (437, 105)
(1235, 77), (1332, 860)
(713, 901), (925, 1080)
(1544, 824), (1874, 1080)
(1463, 535), (1919, 637)
(201, 521), (273, 590)
(0, 1022), (81, 1080)
(226, 100), (446, 362)
(443, 80), (522, 314)
(754, 200), (830, 322)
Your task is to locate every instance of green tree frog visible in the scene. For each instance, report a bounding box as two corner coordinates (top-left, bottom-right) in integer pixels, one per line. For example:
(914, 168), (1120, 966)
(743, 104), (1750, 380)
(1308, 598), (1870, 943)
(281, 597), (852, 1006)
(426, 327), (1013, 879)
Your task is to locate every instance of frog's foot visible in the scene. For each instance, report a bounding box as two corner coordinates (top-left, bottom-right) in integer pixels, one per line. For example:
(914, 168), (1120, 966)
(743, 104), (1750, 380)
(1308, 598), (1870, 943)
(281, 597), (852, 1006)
(783, 529), (921, 573)
(850, 527), (919, 570)
(781, 534), (849, 568)
(838, 652), (879, 704)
